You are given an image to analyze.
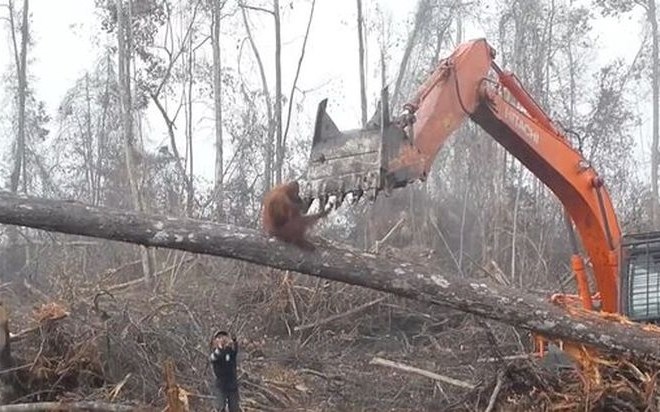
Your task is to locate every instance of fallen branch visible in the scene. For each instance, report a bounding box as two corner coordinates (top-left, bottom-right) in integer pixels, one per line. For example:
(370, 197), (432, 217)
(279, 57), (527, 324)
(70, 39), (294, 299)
(294, 296), (387, 332)
(9, 314), (69, 342)
(101, 256), (196, 294)
(484, 370), (505, 412)
(370, 216), (405, 253)
(369, 356), (475, 389)
(0, 401), (148, 411)
(1, 193), (660, 363)
(477, 354), (532, 363)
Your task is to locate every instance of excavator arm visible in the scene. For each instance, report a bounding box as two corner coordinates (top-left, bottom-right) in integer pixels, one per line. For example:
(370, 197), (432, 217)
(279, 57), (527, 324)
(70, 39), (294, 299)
(301, 38), (623, 314)
(467, 53), (621, 315)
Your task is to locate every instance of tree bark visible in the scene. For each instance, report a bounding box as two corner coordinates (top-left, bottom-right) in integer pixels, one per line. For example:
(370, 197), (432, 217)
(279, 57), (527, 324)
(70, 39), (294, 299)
(0, 401), (142, 412)
(282, 0), (316, 151)
(649, 0), (659, 227)
(212, 0), (224, 221)
(84, 73), (95, 202)
(185, 33), (195, 215)
(8, 0), (28, 195)
(1, 193), (660, 363)
(4, 0), (29, 277)
(356, 0), (367, 127)
(391, 0), (429, 109)
(274, 0), (283, 184)
(116, 0), (154, 285)
(240, 4), (274, 193)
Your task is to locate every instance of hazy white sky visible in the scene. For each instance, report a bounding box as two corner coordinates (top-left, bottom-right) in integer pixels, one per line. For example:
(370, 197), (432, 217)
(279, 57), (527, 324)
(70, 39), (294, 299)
(0, 0), (649, 186)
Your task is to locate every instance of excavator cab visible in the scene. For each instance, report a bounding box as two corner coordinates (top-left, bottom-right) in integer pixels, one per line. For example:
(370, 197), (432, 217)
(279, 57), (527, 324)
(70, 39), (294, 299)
(619, 232), (660, 323)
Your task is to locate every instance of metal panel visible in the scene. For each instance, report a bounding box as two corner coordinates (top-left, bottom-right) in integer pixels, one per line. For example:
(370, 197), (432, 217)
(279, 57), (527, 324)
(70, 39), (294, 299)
(620, 232), (660, 323)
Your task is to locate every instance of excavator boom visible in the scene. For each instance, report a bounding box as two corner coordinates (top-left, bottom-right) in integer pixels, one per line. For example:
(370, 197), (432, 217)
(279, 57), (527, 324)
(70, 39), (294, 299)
(301, 38), (660, 325)
(301, 40), (493, 208)
(301, 38), (633, 316)
(471, 69), (621, 313)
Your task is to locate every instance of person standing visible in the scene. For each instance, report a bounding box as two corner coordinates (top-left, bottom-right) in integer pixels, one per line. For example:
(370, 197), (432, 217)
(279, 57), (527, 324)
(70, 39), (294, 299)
(209, 330), (240, 412)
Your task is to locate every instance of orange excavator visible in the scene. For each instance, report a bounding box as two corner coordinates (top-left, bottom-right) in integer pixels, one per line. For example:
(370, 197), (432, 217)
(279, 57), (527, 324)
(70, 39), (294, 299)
(299, 38), (660, 344)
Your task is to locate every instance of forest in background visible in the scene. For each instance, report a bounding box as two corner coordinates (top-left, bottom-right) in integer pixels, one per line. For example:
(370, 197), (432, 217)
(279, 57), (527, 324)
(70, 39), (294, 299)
(0, 0), (658, 410)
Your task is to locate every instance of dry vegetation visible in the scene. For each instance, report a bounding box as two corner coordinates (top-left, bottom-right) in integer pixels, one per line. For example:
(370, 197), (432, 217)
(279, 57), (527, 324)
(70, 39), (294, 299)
(0, 240), (656, 411)
(1, 0), (660, 409)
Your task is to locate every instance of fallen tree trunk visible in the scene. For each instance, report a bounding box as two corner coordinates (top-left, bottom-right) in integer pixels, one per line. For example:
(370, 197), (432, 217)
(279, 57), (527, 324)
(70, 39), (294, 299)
(0, 401), (147, 411)
(0, 192), (659, 363)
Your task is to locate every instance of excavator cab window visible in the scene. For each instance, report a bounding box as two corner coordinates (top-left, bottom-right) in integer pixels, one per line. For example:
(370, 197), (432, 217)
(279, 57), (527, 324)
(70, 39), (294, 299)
(619, 232), (660, 323)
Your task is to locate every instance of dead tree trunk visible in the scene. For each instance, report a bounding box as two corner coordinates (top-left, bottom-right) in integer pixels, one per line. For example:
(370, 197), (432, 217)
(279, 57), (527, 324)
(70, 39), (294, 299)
(211, 0), (224, 221)
(356, 0), (367, 127)
(273, 0), (283, 184)
(4, 0), (29, 278)
(1, 192), (660, 363)
(391, 0), (429, 108)
(8, 0), (28, 195)
(649, 0), (660, 227)
(116, 0), (154, 285)
(239, 4), (274, 193)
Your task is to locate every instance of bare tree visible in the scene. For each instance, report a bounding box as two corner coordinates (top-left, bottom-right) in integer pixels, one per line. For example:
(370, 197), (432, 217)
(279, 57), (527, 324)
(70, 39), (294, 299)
(282, 0), (317, 151)
(357, 0), (367, 127)
(212, 0), (225, 220)
(116, 0), (154, 285)
(594, 0), (659, 227)
(239, 3), (274, 194)
(274, 0), (283, 184)
(391, 0), (430, 108)
(184, 20), (196, 215)
(2, 0), (30, 279)
(54, 51), (120, 207)
(7, 0), (29, 194)
(241, 0), (316, 189)
(649, 0), (659, 227)
(139, 1), (200, 216)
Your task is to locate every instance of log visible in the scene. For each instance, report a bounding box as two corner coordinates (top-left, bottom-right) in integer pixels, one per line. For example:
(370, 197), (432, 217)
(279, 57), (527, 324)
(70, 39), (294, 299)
(0, 192), (660, 363)
(0, 401), (148, 411)
(369, 357), (475, 389)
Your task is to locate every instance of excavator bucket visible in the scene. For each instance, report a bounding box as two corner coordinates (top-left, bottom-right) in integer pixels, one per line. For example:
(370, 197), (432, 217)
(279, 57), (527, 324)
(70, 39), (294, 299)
(299, 87), (409, 209)
(299, 39), (497, 210)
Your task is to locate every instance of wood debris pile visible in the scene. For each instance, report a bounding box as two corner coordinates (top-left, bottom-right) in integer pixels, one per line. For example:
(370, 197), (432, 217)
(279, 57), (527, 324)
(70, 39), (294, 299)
(0, 248), (658, 411)
(469, 356), (660, 412)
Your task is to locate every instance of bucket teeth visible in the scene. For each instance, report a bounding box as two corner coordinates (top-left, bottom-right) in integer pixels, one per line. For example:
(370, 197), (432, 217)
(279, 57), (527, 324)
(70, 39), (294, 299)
(352, 189), (363, 204)
(337, 192), (346, 207)
(301, 88), (415, 211)
(302, 197), (313, 213)
(319, 195), (329, 211)
(300, 186), (381, 213)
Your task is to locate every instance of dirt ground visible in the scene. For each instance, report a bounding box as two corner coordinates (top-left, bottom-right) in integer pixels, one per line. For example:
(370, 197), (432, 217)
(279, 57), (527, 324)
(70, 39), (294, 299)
(0, 244), (657, 411)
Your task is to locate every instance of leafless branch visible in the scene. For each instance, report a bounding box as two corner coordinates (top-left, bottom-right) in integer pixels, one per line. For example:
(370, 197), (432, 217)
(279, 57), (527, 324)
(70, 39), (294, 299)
(152, 0), (202, 99)
(239, 2), (274, 15)
(282, 0), (317, 149)
(294, 296), (386, 332)
(369, 357), (476, 389)
(149, 91), (194, 205)
(484, 371), (505, 412)
(239, 3), (274, 191)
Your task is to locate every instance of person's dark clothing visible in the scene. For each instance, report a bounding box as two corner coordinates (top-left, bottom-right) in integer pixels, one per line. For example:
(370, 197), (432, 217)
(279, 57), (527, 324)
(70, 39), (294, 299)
(209, 335), (239, 412)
